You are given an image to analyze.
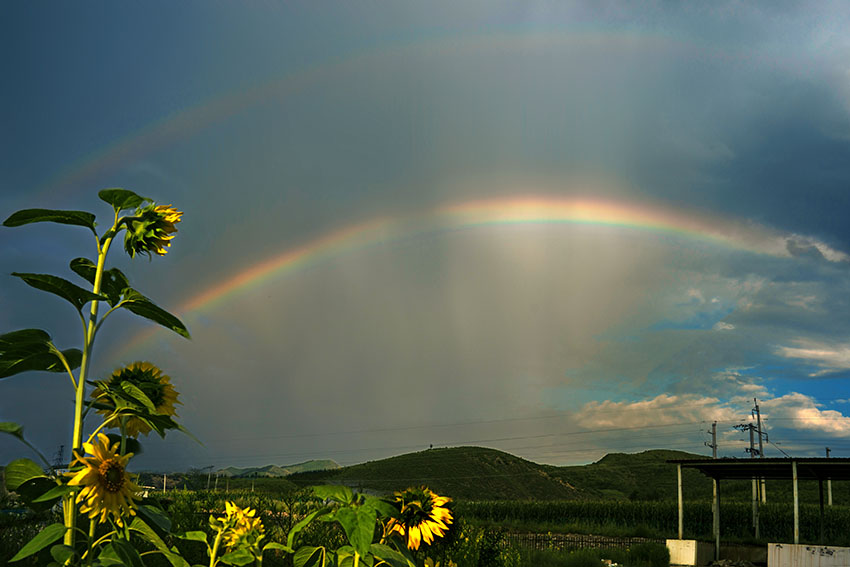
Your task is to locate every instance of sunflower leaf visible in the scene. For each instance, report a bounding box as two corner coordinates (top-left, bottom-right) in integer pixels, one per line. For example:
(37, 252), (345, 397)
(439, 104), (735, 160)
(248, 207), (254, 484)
(177, 531), (208, 543)
(108, 538), (146, 567)
(99, 188), (148, 212)
(120, 381), (157, 413)
(220, 548), (255, 566)
(136, 504), (171, 533)
(287, 508), (332, 549)
(50, 544), (77, 564)
(11, 273), (107, 312)
(130, 517), (188, 567)
(312, 485), (354, 505)
(0, 329), (81, 378)
(105, 433), (143, 456)
(263, 542), (295, 554)
(4, 458), (45, 491)
(293, 546), (328, 567)
(335, 505), (377, 558)
(369, 544), (413, 567)
(0, 421), (25, 441)
(3, 208), (96, 233)
(69, 259), (130, 307)
(17, 477), (62, 512)
(8, 523), (66, 562)
(120, 289), (190, 339)
(32, 484), (74, 503)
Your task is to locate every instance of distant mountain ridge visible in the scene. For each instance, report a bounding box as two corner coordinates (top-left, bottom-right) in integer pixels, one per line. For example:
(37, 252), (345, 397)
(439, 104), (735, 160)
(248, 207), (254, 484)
(217, 459), (339, 478)
(287, 447), (720, 501)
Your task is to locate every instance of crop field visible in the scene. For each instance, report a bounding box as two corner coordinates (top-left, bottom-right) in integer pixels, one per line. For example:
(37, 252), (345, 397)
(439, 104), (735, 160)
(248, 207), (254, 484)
(4, 487), (848, 566)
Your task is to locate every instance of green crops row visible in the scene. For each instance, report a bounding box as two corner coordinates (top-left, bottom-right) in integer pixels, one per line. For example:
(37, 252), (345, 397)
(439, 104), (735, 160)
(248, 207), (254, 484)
(456, 500), (850, 544)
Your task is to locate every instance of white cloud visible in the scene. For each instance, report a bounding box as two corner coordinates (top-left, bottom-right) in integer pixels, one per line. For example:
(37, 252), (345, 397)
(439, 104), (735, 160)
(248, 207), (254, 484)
(574, 394), (739, 429)
(713, 321), (735, 331)
(762, 392), (850, 435)
(775, 339), (850, 374)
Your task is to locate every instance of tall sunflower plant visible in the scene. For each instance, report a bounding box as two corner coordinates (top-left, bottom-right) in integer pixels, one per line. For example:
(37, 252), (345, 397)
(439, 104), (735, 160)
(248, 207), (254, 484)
(1, 189), (194, 565)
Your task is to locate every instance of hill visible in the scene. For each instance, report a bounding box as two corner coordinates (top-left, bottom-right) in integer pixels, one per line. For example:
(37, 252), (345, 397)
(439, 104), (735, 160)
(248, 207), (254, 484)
(288, 446), (581, 501)
(218, 459), (339, 478)
(544, 449), (712, 501)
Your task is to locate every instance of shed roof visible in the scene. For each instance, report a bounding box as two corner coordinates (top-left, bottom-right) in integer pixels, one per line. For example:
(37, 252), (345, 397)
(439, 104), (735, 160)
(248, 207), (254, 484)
(668, 457), (850, 481)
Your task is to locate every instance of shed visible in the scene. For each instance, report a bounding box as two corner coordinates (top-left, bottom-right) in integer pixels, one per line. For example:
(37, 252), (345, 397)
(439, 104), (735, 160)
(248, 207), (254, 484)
(668, 458), (850, 559)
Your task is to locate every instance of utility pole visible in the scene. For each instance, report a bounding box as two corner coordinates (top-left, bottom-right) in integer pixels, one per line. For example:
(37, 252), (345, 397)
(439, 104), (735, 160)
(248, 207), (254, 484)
(735, 422), (760, 538)
(705, 421), (717, 458)
(754, 398), (767, 503)
(214, 474), (219, 492)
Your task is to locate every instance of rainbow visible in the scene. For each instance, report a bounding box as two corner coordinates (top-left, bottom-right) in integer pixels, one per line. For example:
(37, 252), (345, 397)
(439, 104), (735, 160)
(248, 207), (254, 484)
(181, 196), (785, 314)
(111, 195), (788, 360)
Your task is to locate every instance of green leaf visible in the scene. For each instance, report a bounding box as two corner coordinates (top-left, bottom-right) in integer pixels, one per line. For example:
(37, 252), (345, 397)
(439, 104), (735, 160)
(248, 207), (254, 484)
(313, 485), (354, 505)
(32, 483), (74, 503)
(293, 546), (328, 567)
(121, 289), (190, 338)
(370, 544), (414, 567)
(4, 458), (45, 491)
(287, 507), (332, 549)
(105, 433), (143, 456)
(220, 548), (255, 566)
(178, 531), (208, 543)
(121, 381), (157, 412)
(263, 542), (294, 554)
(70, 258), (130, 307)
(335, 505), (377, 558)
(110, 538), (145, 567)
(17, 477), (62, 512)
(50, 544), (76, 565)
(0, 421), (25, 441)
(11, 272), (107, 312)
(3, 208), (96, 232)
(0, 329), (81, 378)
(99, 188), (148, 211)
(9, 523), (65, 562)
(364, 496), (398, 520)
(136, 503), (170, 533)
(129, 517), (188, 567)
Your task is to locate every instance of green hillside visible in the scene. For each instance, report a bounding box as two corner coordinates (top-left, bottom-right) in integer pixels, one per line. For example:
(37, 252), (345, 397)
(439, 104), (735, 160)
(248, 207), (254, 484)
(288, 446), (581, 501)
(218, 459), (340, 478)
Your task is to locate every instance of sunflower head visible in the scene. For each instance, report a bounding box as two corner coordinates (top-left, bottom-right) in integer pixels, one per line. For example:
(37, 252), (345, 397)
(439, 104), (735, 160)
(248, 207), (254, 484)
(210, 501), (265, 552)
(124, 202), (182, 258)
(386, 486), (453, 550)
(92, 362), (180, 437)
(66, 433), (140, 525)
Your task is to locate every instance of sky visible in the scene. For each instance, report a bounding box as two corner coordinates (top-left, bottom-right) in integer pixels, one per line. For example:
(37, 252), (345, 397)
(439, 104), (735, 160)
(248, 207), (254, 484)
(2, 1), (850, 473)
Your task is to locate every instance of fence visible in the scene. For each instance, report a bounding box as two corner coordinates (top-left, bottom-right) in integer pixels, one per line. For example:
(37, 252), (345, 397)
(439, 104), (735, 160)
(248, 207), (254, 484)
(505, 532), (665, 552)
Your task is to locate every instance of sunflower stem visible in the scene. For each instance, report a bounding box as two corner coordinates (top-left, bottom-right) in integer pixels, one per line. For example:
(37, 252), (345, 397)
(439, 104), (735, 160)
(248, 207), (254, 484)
(209, 529), (224, 567)
(66, 228), (116, 548)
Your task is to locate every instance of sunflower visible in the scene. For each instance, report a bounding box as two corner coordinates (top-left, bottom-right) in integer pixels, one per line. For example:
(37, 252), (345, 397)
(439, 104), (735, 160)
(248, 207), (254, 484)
(92, 362), (180, 437)
(386, 487), (453, 550)
(124, 202), (182, 258)
(66, 433), (140, 525)
(210, 501), (265, 551)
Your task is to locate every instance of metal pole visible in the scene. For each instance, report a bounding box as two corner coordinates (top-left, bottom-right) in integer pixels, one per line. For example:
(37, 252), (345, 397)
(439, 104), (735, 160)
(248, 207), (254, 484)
(678, 464), (683, 539)
(714, 478), (721, 561)
(826, 447), (833, 507)
(792, 460), (799, 544)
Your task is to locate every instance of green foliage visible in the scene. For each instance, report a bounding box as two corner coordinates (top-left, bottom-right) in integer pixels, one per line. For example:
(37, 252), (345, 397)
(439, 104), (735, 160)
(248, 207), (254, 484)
(11, 272), (107, 313)
(0, 328), (81, 379)
(99, 188), (149, 212)
(3, 208), (97, 233)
